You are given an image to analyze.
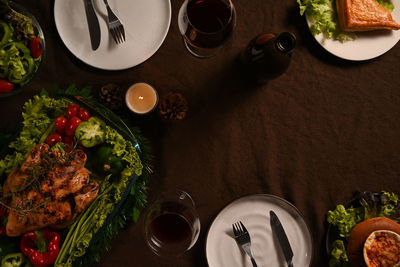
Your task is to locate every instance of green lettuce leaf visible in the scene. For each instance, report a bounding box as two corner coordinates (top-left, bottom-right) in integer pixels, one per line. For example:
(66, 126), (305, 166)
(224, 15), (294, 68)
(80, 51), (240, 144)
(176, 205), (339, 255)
(329, 240), (349, 267)
(377, 0), (394, 11)
(327, 204), (363, 238)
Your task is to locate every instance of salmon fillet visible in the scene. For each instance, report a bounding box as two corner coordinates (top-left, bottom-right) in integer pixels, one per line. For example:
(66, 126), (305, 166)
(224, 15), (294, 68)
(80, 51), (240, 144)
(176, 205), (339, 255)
(336, 0), (400, 31)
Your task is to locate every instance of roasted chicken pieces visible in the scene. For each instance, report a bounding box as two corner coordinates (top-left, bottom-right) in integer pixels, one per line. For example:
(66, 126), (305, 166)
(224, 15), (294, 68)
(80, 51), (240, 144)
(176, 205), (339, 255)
(3, 143), (99, 236)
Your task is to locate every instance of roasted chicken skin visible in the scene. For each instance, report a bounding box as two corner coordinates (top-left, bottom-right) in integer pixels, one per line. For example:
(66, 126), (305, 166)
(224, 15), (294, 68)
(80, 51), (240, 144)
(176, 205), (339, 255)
(3, 143), (99, 237)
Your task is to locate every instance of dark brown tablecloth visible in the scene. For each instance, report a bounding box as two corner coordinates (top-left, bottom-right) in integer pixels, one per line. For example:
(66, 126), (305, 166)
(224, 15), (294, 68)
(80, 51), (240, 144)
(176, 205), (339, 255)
(2, 0), (400, 266)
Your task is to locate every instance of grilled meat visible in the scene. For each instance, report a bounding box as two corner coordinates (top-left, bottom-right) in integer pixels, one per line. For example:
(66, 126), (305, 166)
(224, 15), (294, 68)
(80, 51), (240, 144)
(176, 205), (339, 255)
(3, 143), (99, 237)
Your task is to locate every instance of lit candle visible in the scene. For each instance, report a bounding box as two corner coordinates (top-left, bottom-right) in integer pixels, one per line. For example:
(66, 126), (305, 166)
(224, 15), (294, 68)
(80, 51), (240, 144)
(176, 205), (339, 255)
(125, 83), (158, 114)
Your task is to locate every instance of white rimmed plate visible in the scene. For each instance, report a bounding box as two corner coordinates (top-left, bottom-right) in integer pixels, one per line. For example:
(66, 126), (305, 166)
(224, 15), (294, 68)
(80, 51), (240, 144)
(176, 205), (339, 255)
(306, 0), (400, 61)
(54, 0), (171, 70)
(205, 194), (313, 267)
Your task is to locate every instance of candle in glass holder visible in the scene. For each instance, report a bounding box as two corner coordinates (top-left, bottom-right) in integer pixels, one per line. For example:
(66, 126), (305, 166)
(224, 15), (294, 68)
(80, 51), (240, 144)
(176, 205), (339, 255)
(125, 83), (158, 114)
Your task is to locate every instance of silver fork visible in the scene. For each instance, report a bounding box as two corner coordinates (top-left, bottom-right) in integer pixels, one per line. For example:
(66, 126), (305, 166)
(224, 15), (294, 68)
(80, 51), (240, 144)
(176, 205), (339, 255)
(232, 221), (258, 267)
(103, 0), (125, 44)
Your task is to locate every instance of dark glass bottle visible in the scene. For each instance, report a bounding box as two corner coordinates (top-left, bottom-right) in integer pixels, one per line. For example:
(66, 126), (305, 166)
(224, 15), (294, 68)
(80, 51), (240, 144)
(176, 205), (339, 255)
(240, 32), (296, 83)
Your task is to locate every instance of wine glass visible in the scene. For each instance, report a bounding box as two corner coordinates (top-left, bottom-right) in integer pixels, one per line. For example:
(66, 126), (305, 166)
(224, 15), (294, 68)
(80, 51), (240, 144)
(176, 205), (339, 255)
(178, 0), (236, 58)
(143, 189), (201, 257)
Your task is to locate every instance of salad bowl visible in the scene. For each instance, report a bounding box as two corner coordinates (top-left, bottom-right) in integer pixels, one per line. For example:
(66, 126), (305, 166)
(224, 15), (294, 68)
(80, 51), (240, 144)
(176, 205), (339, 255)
(0, 1), (45, 97)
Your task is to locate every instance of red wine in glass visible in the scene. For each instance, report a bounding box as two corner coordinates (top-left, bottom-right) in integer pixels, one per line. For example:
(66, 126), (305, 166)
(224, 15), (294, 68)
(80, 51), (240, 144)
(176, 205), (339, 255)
(178, 0), (236, 58)
(144, 190), (200, 257)
(147, 212), (193, 255)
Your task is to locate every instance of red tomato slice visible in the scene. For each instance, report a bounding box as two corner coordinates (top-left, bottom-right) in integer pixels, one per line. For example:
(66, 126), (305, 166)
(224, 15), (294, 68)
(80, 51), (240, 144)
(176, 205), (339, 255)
(30, 37), (42, 58)
(0, 79), (14, 94)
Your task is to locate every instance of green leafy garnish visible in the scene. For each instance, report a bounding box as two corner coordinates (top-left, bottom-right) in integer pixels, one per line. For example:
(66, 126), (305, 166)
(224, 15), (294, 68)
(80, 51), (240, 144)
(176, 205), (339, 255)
(0, 0), (37, 41)
(297, 0), (355, 42)
(40, 84), (92, 98)
(377, 0), (394, 12)
(327, 204), (363, 238)
(329, 240), (349, 267)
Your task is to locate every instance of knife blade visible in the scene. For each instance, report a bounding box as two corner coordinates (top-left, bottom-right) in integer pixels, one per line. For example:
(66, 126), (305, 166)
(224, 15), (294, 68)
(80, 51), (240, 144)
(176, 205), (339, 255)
(270, 210), (294, 267)
(83, 0), (101, 50)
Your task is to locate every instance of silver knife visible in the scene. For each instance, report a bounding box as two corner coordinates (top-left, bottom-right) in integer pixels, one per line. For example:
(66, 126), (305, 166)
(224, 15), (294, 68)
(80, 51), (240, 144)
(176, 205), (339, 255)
(83, 0), (101, 50)
(270, 210), (294, 267)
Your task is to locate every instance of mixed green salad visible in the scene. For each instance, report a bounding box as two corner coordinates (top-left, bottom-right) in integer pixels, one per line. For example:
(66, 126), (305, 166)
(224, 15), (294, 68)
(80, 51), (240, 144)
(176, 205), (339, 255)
(327, 191), (400, 266)
(297, 0), (395, 42)
(0, 94), (144, 267)
(0, 0), (43, 94)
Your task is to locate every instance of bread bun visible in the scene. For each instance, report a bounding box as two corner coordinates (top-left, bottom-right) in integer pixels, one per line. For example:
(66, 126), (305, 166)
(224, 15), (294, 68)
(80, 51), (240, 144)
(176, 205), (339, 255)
(348, 217), (400, 266)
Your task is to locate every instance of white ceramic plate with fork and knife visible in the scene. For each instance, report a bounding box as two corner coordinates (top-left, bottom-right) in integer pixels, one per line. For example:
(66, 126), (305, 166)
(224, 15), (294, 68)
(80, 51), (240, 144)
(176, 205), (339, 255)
(205, 194), (313, 267)
(54, 0), (171, 70)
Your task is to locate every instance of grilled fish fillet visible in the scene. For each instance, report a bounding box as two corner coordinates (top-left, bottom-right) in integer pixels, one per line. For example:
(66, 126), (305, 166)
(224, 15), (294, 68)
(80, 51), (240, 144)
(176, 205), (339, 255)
(3, 143), (99, 237)
(336, 0), (400, 31)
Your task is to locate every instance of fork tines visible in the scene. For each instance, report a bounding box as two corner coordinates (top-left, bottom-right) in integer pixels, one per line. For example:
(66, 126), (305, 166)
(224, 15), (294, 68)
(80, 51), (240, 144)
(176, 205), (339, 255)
(232, 221), (258, 267)
(104, 0), (125, 44)
(109, 23), (125, 44)
(232, 221), (247, 236)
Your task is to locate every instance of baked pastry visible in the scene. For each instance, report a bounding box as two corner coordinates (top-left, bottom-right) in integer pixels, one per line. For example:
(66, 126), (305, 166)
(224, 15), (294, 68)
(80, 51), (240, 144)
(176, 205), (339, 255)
(336, 0), (400, 31)
(363, 230), (400, 267)
(347, 217), (400, 266)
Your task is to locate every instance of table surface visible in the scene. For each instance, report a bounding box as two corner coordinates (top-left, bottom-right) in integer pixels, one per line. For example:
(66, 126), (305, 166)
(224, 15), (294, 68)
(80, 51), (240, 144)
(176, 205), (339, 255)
(2, 1), (400, 266)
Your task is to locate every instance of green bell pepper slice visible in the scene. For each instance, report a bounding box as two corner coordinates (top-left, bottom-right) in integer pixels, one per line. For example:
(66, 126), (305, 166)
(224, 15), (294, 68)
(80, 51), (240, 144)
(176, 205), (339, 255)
(0, 20), (11, 46)
(75, 117), (106, 148)
(0, 41), (34, 85)
(1, 253), (30, 267)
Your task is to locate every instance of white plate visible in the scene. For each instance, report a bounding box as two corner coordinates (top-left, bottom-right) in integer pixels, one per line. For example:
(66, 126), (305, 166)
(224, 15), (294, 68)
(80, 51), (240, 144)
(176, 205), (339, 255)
(306, 0), (400, 61)
(206, 194), (313, 267)
(54, 0), (171, 70)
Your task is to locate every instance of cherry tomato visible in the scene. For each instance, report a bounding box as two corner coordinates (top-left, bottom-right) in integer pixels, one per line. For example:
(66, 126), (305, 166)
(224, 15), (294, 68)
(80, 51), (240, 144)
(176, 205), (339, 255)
(66, 104), (80, 119)
(45, 133), (63, 146)
(63, 135), (73, 151)
(77, 109), (91, 121)
(30, 37), (42, 58)
(0, 79), (14, 94)
(0, 205), (8, 217)
(65, 116), (82, 136)
(0, 226), (5, 236)
(54, 116), (68, 134)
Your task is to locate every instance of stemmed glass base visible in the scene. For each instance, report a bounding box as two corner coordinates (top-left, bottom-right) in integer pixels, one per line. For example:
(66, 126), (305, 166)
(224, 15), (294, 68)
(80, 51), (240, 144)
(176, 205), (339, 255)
(182, 39), (222, 58)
